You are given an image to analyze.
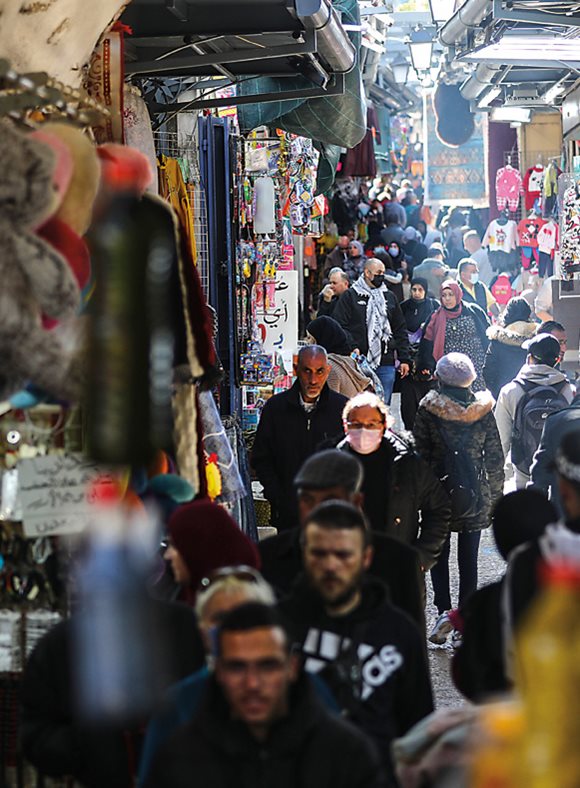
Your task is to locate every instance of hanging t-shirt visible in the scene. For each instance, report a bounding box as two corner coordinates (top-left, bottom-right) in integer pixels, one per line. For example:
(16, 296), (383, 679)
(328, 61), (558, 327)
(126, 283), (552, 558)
(496, 165), (522, 212)
(537, 220), (559, 258)
(517, 216), (545, 248)
(483, 219), (518, 253)
(560, 184), (580, 278)
(523, 166), (545, 211)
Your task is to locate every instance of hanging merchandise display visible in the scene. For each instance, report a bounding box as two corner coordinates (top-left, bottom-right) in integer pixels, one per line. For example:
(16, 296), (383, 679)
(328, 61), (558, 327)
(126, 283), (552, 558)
(482, 213), (519, 273)
(517, 213), (545, 270)
(234, 128), (322, 447)
(543, 160), (562, 217)
(537, 217), (560, 278)
(522, 164), (545, 211)
(558, 173), (580, 280)
(496, 164), (522, 213)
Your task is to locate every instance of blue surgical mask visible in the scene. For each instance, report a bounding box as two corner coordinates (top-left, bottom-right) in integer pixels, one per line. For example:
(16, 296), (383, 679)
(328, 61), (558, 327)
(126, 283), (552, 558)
(388, 245), (399, 258)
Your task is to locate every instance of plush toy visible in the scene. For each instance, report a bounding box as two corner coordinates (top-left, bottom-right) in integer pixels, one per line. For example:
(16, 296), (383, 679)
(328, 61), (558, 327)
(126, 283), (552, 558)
(0, 121), (81, 402)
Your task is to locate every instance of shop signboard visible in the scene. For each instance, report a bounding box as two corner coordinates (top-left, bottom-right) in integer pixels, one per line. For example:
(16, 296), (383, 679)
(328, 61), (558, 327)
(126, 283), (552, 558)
(19, 454), (117, 537)
(424, 91), (489, 208)
(255, 269), (299, 358)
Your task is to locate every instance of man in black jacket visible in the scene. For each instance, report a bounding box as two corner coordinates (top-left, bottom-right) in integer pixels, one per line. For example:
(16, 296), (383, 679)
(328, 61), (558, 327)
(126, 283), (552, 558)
(529, 390), (580, 517)
(317, 267), (350, 318)
(280, 502), (433, 787)
(259, 449), (426, 629)
(251, 345), (347, 531)
(339, 392), (450, 571)
(332, 257), (411, 403)
(146, 603), (384, 788)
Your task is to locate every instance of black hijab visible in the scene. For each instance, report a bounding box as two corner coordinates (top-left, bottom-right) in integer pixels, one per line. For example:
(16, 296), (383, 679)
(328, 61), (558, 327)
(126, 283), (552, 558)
(400, 277), (437, 333)
(307, 316), (351, 356)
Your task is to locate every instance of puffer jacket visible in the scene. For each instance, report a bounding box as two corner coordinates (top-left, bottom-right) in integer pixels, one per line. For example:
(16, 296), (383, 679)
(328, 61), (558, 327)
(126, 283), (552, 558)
(413, 388), (504, 532)
(482, 320), (537, 398)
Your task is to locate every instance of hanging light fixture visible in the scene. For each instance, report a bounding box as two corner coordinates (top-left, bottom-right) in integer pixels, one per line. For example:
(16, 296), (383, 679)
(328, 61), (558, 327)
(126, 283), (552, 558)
(391, 53), (410, 84)
(428, 0), (457, 26)
(407, 26), (435, 74)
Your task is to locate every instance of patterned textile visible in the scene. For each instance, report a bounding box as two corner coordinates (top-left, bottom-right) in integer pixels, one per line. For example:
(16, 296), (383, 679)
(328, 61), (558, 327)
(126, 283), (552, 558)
(496, 165), (522, 212)
(443, 314), (487, 392)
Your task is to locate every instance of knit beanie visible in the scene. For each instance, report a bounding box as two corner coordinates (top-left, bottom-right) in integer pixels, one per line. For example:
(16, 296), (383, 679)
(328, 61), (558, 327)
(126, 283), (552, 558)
(167, 500), (260, 594)
(503, 296), (531, 327)
(435, 352), (476, 388)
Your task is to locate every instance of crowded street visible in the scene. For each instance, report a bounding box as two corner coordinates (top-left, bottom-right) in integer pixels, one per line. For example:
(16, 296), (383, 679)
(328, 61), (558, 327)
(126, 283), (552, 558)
(1, 0), (580, 786)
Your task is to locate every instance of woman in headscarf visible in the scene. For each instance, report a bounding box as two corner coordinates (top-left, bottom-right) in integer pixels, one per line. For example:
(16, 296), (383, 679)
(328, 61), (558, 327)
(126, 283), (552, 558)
(482, 296), (537, 399)
(164, 500), (261, 607)
(343, 239), (366, 282)
(418, 280), (490, 392)
(306, 315), (374, 398)
(399, 277), (440, 429)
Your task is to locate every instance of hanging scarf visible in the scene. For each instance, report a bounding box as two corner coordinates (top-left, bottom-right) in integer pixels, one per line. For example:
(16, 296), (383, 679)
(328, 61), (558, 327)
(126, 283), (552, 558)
(352, 275), (392, 369)
(424, 280), (463, 362)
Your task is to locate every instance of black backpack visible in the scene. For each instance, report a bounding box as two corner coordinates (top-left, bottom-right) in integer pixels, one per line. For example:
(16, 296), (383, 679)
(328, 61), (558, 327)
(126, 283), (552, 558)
(434, 418), (484, 529)
(511, 380), (568, 472)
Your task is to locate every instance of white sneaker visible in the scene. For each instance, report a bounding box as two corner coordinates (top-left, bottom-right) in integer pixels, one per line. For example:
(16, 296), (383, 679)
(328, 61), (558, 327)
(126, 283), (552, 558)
(428, 611), (453, 645)
(451, 629), (463, 649)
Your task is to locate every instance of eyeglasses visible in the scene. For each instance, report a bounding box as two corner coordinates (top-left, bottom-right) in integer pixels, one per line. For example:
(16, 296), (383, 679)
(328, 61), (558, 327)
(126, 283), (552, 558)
(346, 421), (384, 430)
(199, 565), (261, 591)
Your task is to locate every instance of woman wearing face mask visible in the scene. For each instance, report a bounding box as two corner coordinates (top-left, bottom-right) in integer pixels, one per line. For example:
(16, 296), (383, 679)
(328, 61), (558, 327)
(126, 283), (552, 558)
(399, 278), (440, 429)
(337, 392), (451, 570)
(417, 280), (490, 392)
(413, 353), (503, 648)
(343, 239), (366, 283)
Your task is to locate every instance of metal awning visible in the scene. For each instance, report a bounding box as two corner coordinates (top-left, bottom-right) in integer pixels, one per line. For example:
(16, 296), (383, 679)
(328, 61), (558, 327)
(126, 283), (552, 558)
(122, 0), (355, 101)
(437, 0), (580, 113)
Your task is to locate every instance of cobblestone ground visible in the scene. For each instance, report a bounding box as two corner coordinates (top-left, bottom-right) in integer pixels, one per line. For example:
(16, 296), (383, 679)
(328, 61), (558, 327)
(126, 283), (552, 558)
(390, 393), (508, 709)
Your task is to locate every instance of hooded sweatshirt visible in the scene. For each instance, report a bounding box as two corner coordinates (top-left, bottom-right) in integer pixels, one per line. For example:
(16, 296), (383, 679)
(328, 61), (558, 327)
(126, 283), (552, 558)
(280, 576), (433, 783)
(494, 363), (575, 476)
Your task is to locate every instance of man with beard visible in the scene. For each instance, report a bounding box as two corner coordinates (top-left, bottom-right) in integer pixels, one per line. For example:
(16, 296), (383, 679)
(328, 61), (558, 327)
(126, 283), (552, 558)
(144, 604), (385, 788)
(280, 501), (433, 787)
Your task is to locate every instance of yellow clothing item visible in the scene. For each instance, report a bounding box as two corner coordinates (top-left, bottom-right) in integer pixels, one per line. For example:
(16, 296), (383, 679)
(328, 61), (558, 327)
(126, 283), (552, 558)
(462, 281), (496, 310)
(158, 155), (197, 264)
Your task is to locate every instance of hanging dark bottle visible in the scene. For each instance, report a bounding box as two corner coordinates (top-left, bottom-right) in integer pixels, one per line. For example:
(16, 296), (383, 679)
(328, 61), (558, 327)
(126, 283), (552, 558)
(86, 170), (179, 465)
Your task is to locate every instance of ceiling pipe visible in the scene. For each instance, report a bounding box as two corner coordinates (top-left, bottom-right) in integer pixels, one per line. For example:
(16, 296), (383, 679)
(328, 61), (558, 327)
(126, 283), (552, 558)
(296, 0), (357, 74)
(460, 62), (503, 99)
(438, 0), (492, 48)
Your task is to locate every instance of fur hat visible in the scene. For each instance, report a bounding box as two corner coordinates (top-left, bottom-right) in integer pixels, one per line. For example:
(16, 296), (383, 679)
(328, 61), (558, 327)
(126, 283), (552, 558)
(435, 352), (476, 388)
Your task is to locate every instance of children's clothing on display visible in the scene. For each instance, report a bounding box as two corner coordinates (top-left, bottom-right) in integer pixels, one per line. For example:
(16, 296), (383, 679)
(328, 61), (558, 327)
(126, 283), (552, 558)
(537, 220), (559, 257)
(517, 216), (545, 248)
(522, 165), (545, 211)
(543, 162), (561, 217)
(483, 218), (518, 273)
(560, 180), (580, 279)
(496, 165), (522, 212)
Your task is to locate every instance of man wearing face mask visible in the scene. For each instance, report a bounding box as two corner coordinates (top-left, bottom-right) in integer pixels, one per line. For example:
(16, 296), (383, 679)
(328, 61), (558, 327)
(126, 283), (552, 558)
(337, 392), (450, 572)
(332, 258), (411, 404)
(458, 258), (499, 319)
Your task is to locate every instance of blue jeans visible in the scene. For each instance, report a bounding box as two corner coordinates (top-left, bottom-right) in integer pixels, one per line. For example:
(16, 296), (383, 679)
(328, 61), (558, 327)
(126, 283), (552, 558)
(431, 530), (481, 614)
(376, 364), (397, 404)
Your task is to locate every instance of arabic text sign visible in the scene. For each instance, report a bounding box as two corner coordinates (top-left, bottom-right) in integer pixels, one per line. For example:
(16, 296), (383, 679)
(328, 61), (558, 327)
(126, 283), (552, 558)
(19, 454), (115, 537)
(256, 270), (299, 356)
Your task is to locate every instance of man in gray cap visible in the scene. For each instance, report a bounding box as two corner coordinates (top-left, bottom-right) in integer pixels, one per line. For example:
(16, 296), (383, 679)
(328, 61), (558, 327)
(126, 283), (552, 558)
(259, 449), (425, 628)
(495, 333), (575, 489)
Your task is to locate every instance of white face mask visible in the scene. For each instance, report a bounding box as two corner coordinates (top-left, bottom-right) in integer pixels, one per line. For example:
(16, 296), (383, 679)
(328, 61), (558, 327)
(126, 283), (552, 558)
(469, 273), (479, 285)
(346, 428), (383, 455)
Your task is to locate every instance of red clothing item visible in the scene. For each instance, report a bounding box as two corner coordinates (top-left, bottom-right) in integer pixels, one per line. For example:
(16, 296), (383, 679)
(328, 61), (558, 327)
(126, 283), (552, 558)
(522, 166), (544, 211)
(517, 216), (545, 248)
